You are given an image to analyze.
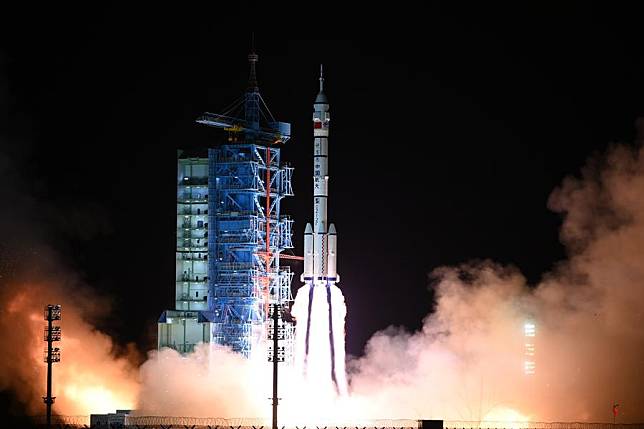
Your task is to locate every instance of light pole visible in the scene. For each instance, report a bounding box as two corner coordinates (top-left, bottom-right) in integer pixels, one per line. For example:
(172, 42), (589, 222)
(43, 304), (61, 429)
(268, 303), (294, 429)
(268, 303), (283, 429)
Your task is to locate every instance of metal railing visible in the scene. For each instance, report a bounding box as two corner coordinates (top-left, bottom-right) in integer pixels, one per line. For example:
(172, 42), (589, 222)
(22, 416), (644, 429)
(216, 262), (255, 271)
(179, 254), (208, 261)
(178, 293), (207, 301)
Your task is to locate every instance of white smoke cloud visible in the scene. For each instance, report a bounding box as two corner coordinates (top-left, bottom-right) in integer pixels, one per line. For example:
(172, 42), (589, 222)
(136, 344), (269, 418)
(345, 143), (644, 423)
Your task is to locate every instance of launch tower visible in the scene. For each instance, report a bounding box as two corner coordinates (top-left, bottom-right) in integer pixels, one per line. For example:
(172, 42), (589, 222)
(159, 48), (296, 361)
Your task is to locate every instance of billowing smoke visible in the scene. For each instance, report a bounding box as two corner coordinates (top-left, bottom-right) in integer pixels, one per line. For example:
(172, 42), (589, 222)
(346, 143), (644, 423)
(136, 345), (268, 418)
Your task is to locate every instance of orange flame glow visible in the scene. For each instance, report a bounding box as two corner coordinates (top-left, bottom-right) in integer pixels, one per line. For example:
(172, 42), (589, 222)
(0, 282), (140, 417)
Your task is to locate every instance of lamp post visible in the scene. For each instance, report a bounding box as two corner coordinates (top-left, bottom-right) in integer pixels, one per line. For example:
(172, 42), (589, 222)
(268, 303), (283, 429)
(43, 305), (61, 429)
(267, 303), (295, 429)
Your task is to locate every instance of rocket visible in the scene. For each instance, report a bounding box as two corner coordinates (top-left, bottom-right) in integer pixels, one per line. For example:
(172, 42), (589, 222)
(301, 65), (339, 285)
(293, 66), (348, 396)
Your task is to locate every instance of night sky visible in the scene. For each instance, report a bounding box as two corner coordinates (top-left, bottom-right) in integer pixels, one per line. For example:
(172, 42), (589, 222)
(2, 5), (644, 358)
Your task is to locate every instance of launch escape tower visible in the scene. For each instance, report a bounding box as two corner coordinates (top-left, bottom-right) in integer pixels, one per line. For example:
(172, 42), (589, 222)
(158, 49), (296, 360)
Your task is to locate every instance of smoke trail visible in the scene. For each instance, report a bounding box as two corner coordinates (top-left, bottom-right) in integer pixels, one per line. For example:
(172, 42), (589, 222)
(276, 282), (348, 422)
(326, 284), (338, 389)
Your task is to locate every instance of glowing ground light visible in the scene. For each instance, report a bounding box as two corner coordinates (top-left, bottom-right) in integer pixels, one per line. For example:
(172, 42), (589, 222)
(484, 406), (531, 425)
(524, 320), (536, 375)
(64, 384), (133, 415)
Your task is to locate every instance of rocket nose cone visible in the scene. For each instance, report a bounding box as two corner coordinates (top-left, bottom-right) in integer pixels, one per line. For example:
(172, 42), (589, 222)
(328, 223), (337, 234)
(315, 91), (328, 104)
(305, 223), (313, 234)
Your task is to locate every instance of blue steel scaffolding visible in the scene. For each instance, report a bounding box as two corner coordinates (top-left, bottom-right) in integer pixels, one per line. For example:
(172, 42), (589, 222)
(196, 48), (295, 359)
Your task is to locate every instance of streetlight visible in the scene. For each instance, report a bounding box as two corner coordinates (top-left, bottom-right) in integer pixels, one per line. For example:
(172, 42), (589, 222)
(43, 304), (61, 429)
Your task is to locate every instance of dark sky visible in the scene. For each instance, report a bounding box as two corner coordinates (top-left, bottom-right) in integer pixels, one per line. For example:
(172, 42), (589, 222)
(2, 5), (644, 357)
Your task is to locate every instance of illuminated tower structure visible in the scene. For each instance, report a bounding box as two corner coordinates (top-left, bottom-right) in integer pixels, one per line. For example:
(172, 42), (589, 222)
(158, 48), (296, 360)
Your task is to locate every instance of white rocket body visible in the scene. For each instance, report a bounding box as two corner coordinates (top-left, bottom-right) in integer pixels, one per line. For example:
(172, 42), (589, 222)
(301, 66), (339, 285)
(292, 66), (348, 399)
(327, 224), (337, 280)
(303, 223), (314, 277)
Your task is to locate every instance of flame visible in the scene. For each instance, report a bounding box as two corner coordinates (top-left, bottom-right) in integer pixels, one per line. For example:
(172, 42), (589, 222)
(48, 329), (140, 415)
(62, 384), (132, 415)
(285, 282), (348, 423)
(483, 406), (530, 424)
